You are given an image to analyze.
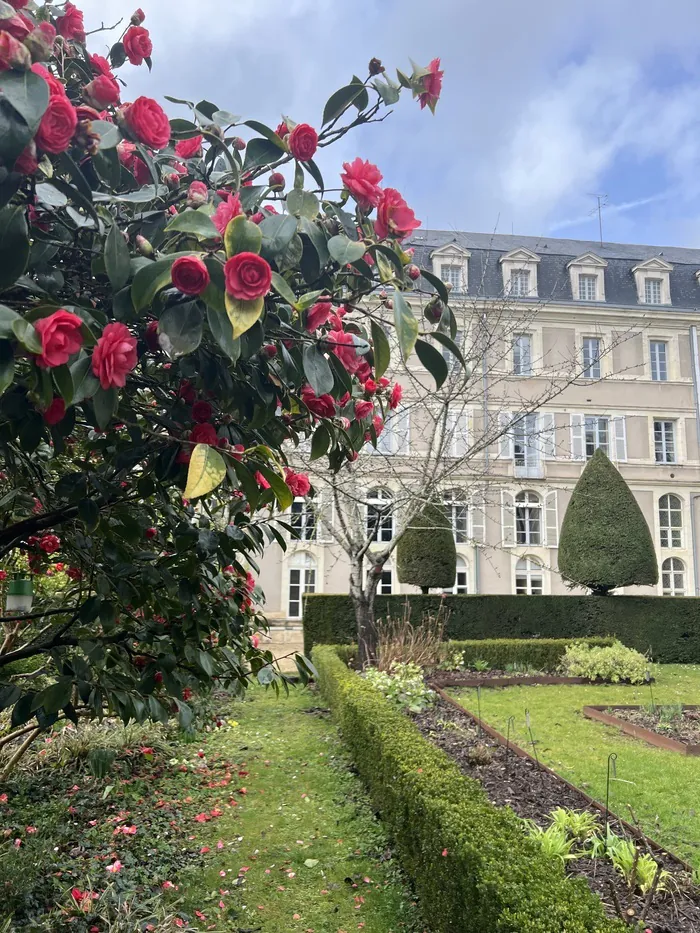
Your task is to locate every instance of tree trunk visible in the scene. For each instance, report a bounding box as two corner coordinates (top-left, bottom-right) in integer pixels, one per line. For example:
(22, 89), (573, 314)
(350, 557), (379, 668)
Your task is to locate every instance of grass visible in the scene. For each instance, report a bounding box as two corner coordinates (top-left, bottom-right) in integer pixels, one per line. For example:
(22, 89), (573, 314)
(450, 663), (700, 870)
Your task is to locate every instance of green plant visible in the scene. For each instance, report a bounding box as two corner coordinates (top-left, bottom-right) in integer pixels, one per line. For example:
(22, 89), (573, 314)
(437, 647), (465, 671)
(374, 608), (446, 672)
(549, 807), (600, 842)
(314, 644), (626, 933)
(396, 502), (457, 593)
(658, 703), (684, 724)
(472, 659), (491, 672)
(558, 449), (658, 595)
(525, 822), (580, 865)
(560, 641), (648, 683)
(504, 660), (537, 674)
(608, 838), (670, 895)
(364, 661), (435, 713)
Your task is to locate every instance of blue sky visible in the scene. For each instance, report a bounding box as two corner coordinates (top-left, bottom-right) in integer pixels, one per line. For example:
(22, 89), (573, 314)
(81, 0), (700, 248)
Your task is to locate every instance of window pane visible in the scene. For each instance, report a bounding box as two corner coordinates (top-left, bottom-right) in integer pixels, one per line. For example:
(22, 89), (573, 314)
(583, 338), (601, 378)
(511, 270), (530, 297)
(645, 278), (662, 304)
(650, 341), (668, 381)
(654, 420), (675, 463)
(440, 264), (463, 291)
(579, 274), (597, 301)
(513, 334), (532, 375)
(584, 415), (608, 458)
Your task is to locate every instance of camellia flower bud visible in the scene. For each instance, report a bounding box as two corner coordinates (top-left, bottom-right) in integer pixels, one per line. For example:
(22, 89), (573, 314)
(424, 296), (444, 324)
(187, 180), (208, 207)
(130, 8), (146, 25)
(368, 57), (384, 76)
(406, 264), (421, 281)
(136, 234), (153, 257)
(268, 171), (285, 191)
(0, 32), (31, 71)
(163, 172), (180, 191)
(261, 344), (278, 359)
(232, 137), (246, 151)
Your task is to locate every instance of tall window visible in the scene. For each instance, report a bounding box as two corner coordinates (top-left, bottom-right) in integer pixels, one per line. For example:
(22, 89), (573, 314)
(378, 566), (393, 595)
(440, 263), (463, 292)
(654, 420), (676, 463)
(513, 413), (541, 477)
(510, 269), (530, 297)
(585, 415), (609, 458)
(290, 497), (316, 541)
(443, 489), (468, 543)
(659, 494), (683, 548)
(513, 334), (532, 375)
(376, 406), (410, 455)
(446, 409), (469, 457)
(288, 553), (316, 618)
(515, 491), (541, 545)
(578, 274), (597, 301)
(650, 341), (668, 381)
(515, 557), (543, 595)
(645, 278), (662, 305)
(662, 557), (686, 596)
(366, 488), (393, 543)
(444, 556), (468, 595)
(582, 337), (602, 378)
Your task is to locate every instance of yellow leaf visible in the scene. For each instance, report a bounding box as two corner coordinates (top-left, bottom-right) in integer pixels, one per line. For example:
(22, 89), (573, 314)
(184, 443), (227, 500)
(225, 293), (264, 340)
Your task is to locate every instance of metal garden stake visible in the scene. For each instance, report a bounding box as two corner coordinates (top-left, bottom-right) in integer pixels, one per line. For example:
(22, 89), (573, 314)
(645, 670), (656, 715)
(505, 715), (515, 774)
(525, 708), (540, 770)
(605, 752), (618, 831)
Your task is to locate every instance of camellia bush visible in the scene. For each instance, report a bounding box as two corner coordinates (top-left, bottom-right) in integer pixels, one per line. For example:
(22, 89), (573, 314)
(0, 2), (453, 757)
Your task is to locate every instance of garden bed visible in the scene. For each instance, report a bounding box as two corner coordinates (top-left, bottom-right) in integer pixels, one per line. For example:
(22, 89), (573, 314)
(584, 706), (700, 756)
(429, 671), (647, 689)
(415, 690), (700, 932)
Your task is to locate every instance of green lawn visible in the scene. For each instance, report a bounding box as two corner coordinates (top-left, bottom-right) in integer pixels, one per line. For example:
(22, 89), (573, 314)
(450, 664), (700, 870)
(180, 685), (426, 933)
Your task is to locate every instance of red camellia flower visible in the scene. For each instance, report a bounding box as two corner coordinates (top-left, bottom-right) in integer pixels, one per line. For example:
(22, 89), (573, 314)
(190, 423), (218, 446)
(66, 567), (82, 580)
(192, 400), (213, 423)
(6, 0), (29, 8)
(175, 135), (203, 159)
(354, 399), (374, 420)
(212, 192), (243, 235)
(91, 322), (138, 389)
(418, 58), (444, 112)
(145, 319), (159, 351)
(31, 62), (66, 99)
(1, 12), (31, 42)
(284, 468), (311, 497)
(171, 256), (210, 296)
(364, 379), (378, 393)
(0, 31), (30, 71)
(34, 310), (83, 368)
(325, 329), (363, 374)
(389, 383), (403, 410)
(123, 96), (171, 150)
(84, 74), (120, 108)
(123, 26), (152, 66)
(131, 8), (146, 25)
(187, 180), (208, 206)
(35, 95), (77, 154)
(275, 120), (289, 138)
(305, 300), (333, 332)
(340, 158), (383, 210)
(38, 534), (60, 554)
(300, 385), (336, 418)
(374, 188), (421, 240)
(56, 2), (85, 42)
(224, 252), (272, 301)
(178, 379), (196, 404)
(89, 53), (113, 77)
(254, 471), (270, 490)
(14, 142), (38, 175)
(145, 527), (157, 540)
(0, 570), (7, 582)
(42, 397), (66, 425)
(116, 138), (136, 168)
(288, 123), (318, 161)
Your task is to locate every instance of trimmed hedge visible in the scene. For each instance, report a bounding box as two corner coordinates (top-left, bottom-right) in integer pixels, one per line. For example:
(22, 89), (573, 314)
(314, 645), (624, 933)
(451, 637), (616, 671)
(303, 593), (700, 663)
(396, 501), (456, 592)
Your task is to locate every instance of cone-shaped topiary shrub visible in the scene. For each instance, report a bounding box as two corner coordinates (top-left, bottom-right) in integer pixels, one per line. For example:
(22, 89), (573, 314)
(558, 449), (658, 595)
(397, 501), (456, 594)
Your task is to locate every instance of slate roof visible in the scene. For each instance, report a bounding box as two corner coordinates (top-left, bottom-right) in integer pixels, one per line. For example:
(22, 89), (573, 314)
(408, 230), (700, 311)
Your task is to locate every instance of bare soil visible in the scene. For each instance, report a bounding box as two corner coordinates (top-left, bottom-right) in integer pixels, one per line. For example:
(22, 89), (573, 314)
(611, 706), (700, 747)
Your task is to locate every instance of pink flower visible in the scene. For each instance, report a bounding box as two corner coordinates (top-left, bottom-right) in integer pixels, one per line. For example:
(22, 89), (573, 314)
(340, 158), (383, 209)
(254, 471), (270, 490)
(123, 25), (152, 66)
(42, 397), (66, 426)
(175, 135), (203, 159)
(190, 423), (218, 446)
(91, 322), (138, 390)
(123, 96), (171, 150)
(56, 2), (85, 42)
(224, 252), (272, 301)
(288, 123), (318, 161)
(212, 192), (243, 235)
(354, 400), (374, 420)
(90, 54), (113, 77)
(418, 58), (444, 113)
(162, 881), (177, 890)
(84, 75), (120, 108)
(305, 300), (333, 332)
(326, 330), (362, 374)
(171, 256), (210, 296)
(300, 386), (336, 418)
(105, 860), (123, 873)
(389, 384), (403, 410)
(284, 468), (311, 497)
(374, 188), (421, 240)
(117, 139), (137, 168)
(364, 379), (378, 393)
(251, 634), (260, 649)
(34, 310), (83, 368)
(373, 415), (384, 435)
(35, 95), (77, 155)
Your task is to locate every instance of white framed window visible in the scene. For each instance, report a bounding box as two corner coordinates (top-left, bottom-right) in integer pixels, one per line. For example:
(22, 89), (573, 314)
(515, 491), (541, 545)
(443, 489), (468, 543)
(446, 408), (469, 457)
(513, 333), (532, 375)
(378, 566), (393, 595)
(645, 278), (662, 305)
(662, 557), (685, 596)
(376, 405), (410, 455)
(515, 556), (543, 595)
(443, 556), (468, 595)
(513, 413), (542, 478)
(290, 497), (316, 541)
(440, 263), (463, 293)
(650, 341), (668, 382)
(288, 552), (316, 618)
(582, 337), (602, 378)
(571, 413), (626, 462)
(659, 494), (683, 549)
(654, 420), (676, 463)
(585, 415), (609, 458)
(366, 488), (393, 543)
(510, 269), (531, 297)
(579, 274), (597, 301)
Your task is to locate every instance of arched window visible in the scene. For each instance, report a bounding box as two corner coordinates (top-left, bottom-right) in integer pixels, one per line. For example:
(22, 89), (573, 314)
(662, 557), (686, 596)
(443, 488), (468, 543)
(515, 557), (543, 595)
(290, 496), (316, 541)
(443, 556), (468, 595)
(288, 552), (316, 618)
(515, 491), (541, 545)
(366, 488), (394, 543)
(659, 494), (682, 549)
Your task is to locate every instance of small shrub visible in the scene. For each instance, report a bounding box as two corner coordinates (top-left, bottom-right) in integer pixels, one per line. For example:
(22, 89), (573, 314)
(549, 807), (600, 842)
(467, 743), (493, 766)
(525, 822), (580, 865)
(437, 647), (465, 671)
(374, 607), (445, 672)
(363, 662), (435, 713)
(471, 659), (491, 672)
(608, 838), (669, 895)
(559, 641), (648, 683)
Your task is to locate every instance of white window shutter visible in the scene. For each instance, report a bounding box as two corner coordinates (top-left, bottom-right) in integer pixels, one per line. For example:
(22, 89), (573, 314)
(470, 488), (486, 543)
(541, 413), (556, 459)
(570, 413), (584, 461)
(613, 416), (627, 462)
(316, 489), (333, 543)
(501, 490), (515, 546)
(545, 490), (558, 547)
(498, 412), (513, 459)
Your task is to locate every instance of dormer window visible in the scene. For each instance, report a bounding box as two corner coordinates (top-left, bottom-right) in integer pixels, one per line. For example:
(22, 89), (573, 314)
(567, 253), (607, 303)
(430, 244), (470, 295)
(500, 247), (540, 298)
(440, 263), (463, 292)
(510, 270), (531, 297)
(579, 274), (597, 301)
(632, 257), (672, 306)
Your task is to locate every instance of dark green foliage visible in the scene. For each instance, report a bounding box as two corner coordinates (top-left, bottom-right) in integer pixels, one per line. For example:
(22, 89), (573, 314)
(451, 637), (615, 671)
(313, 645), (624, 933)
(558, 449), (658, 594)
(303, 594), (700, 663)
(396, 501), (456, 593)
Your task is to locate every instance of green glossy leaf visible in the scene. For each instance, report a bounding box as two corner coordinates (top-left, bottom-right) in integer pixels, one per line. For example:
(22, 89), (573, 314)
(302, 344), (334, 396)
(12, 318), (41, 354)
(169, 118), (199, 138)
(159, 301), (203, 357)
(322, 83), (366, 125)
(206, 305), (240, 362)
(131, 252), (191, 312)
(270, 271), (297, 307)
(225, 293), (264, 340)
(415, 338), (449, 389)
(70, 355), (100, 404)
(0, 204), (29, 291)
(327, 235), (366, 265)
(371, 319), (391, 379)
(212, 109), (240, 127)
(224, 214), (262, 257)
(419, 267), (450, 304)
(243, 120), (285, 147)
(91, 119), (120, 149)
(303, 158), (324, 192)
(260, 214), (297, 261)
(350, 76), (369, 110)
(0, 69), (48, 133)
(0, 303), (20, 338)
(431, 331), (465, 367)
(243, 137), (284, 172)
(33, 678), (73, 715)
(52, 364), (74, 405)
(368, 242), (404, 279)
(0, 341), (14, 396)
(93, 386), (118, 429)
(257, 463), (292, 510)
(92, 147), (121, 188)
(298, 217), (329, 268)
(286, 188), (319, 220)
(393, 291), (419, 361)
(165, 209), (219, 240)
(104, 223), (131, 291)
(310, 422), (331, 461)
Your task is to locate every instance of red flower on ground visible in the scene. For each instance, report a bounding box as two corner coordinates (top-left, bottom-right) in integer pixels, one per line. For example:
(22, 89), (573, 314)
(175, 135), (203, 159)
(300, 385), (336, 418)
(224, 253), (272, 301)
(288, 123), (318, 161)
(42, 397), (66, 426)
(34, 310), (83, 368)
(340, 158), (383, 209)
(374, 188), (421, 240)
(123, 25), (152, 65)
(35, 95), (77, 154)
(190, 423), (218, 446)
(56, 2), (85, 42)
(284, 468), (311, 497)
(171, 256), (210, 296)
(212, 192), (243, 235)
(192, 400), (213, 423)
(304, 300), (333, 332)
(123, 97), (171, 150)
(418, 58), (444, 112)
(91, 322), (138, 389)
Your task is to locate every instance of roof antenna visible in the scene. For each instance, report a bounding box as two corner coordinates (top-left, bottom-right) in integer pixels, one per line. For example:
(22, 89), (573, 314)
(588, 193), (608, 247)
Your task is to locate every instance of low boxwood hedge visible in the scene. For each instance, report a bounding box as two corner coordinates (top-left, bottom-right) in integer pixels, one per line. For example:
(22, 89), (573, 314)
(303, 593), (700, 663)
(314, 645), (624, 932)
